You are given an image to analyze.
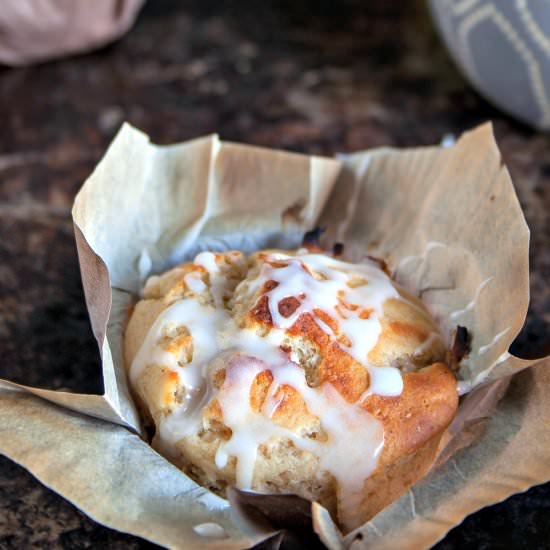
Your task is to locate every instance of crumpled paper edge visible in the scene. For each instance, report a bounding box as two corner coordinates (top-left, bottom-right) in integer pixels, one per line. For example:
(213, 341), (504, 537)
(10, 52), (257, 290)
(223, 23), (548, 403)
(1, 123), (548, 549)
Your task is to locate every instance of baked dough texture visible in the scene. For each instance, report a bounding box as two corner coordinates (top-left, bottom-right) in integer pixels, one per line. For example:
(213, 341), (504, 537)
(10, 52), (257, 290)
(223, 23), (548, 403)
(125, 249), (458, 531)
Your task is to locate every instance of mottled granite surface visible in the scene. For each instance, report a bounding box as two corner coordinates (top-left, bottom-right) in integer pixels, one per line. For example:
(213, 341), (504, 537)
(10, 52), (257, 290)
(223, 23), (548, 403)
(0, 1), (548, 548)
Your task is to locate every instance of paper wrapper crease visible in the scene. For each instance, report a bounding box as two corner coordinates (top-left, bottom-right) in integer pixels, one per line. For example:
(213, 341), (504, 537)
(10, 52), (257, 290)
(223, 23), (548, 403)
(0, 123), (548, 549)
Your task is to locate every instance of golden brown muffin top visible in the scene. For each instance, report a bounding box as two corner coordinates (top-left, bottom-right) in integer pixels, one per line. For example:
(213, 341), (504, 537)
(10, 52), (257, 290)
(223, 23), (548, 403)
(125, 248), (457, 522)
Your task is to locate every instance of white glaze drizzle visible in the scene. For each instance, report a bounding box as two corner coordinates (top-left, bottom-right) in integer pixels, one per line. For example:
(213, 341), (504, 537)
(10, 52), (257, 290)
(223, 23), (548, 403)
(184, 271), (207, 294)
(130, 298), (228, 443)
(130, 250), (411, 520)
(256, 252), (403, 396)
(194, 251), (227, 307)
(193, 522), (227, 538)
(194, 251), (220, 274)
(214, 353), (384, 522)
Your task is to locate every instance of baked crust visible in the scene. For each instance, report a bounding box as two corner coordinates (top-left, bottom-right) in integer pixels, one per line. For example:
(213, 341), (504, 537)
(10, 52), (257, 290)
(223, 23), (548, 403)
(124, 249), (458, 531)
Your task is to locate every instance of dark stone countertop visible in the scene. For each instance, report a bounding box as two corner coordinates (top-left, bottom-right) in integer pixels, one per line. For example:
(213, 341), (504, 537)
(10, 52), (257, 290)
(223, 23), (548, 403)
(0, 1), (548, 548)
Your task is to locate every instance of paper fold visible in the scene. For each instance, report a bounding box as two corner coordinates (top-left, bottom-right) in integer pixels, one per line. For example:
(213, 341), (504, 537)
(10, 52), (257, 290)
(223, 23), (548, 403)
(1, 122), (548, 549)
(322, 124), (539, 387)
(0, 388), (261, 550)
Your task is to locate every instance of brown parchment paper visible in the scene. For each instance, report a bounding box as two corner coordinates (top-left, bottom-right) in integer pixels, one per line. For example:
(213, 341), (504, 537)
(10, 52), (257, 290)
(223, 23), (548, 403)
(322, 123), (534, 387)
(0, 123), (548, 549)
(344, 360), (550, 550)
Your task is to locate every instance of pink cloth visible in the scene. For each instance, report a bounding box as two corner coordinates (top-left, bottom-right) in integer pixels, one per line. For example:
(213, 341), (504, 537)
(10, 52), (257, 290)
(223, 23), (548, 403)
(0, 0), (144, 66)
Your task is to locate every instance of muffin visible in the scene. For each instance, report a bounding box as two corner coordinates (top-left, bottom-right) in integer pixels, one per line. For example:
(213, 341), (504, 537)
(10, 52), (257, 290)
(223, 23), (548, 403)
(124, 247), (458, 531)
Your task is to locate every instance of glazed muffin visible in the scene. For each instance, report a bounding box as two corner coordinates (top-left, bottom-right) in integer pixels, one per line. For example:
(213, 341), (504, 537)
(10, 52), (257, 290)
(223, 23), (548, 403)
(124, 248), (458, 531)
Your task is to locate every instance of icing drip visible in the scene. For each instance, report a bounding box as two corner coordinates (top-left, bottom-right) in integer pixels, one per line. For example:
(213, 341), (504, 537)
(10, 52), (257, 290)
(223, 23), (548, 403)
(194, 251), (225, 306)
(130, 298), (227, 442)
(130, 299), (224, 390)
(193, 522), (227, 538)
(130, 250), (415, 520)
(214, 353), (384, 519)
(257, 252), (403, 396)
(194, 251), (220, 274)
(184, 271), (207, 293)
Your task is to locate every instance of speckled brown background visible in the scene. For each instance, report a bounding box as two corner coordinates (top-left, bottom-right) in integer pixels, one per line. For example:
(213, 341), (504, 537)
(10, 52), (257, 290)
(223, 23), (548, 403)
(0, 1), (548, 549)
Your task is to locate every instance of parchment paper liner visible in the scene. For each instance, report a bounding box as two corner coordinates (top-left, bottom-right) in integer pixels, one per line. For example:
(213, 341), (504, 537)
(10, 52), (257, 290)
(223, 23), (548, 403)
(1, 123), (548, 549)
